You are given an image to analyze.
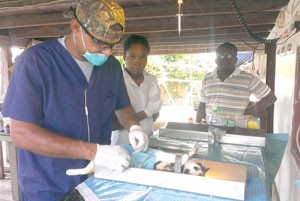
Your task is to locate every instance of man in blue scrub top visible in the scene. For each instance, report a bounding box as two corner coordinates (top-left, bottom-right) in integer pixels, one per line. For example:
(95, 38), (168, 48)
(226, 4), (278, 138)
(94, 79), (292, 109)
(2, 0), (149, 200)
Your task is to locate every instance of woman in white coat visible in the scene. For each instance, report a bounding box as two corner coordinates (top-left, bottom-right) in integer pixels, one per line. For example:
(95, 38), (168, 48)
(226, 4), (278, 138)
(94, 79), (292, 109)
(111, 34), (162, 145)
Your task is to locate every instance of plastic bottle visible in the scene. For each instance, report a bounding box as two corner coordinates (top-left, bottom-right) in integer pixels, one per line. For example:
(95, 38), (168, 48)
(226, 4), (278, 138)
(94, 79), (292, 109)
(234, 115), (260, 129)
(226, 118), (235, 127)
(247, 116), (260, 129)
(209, 104), (226, 126)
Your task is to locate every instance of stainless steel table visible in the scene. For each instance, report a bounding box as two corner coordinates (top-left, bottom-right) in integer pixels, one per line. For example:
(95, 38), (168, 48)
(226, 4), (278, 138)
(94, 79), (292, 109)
(69, 131), (288, 201)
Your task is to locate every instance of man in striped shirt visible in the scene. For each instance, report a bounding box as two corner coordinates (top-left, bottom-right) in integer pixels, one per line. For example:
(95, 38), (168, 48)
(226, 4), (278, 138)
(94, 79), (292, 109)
(196, 42), (277, 124)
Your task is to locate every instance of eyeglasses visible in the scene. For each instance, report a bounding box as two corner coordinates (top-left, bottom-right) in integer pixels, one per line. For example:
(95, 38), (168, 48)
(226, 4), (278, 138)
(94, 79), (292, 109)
(73, 9), (118, 50)
(216, 54), (235, 59)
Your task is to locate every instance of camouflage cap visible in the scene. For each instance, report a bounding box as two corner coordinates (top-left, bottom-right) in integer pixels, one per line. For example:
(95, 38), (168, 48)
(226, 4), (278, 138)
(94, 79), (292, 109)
(64, 0), (125, 39)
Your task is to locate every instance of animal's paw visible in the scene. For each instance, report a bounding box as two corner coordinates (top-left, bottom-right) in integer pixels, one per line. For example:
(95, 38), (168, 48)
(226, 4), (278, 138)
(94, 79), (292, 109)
(188, 148), (197, 157)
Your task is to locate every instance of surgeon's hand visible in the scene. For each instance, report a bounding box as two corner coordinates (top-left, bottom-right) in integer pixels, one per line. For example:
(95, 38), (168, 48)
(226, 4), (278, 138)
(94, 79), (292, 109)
(66, 144), (130, 176)
(129, 125), (149, 153)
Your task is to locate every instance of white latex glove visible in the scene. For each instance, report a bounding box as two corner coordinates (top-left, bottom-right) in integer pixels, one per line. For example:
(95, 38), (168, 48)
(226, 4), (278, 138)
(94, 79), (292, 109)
(129, 125), (149, 153)
(66, 144), (130, 176)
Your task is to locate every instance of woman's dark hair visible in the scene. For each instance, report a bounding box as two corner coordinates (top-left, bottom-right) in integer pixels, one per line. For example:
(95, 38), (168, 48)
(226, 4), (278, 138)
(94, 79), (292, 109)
(123, 34), (150, 55)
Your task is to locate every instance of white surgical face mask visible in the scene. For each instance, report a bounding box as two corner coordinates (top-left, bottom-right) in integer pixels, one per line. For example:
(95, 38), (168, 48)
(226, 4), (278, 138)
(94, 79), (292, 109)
(79, 27), (108, 67)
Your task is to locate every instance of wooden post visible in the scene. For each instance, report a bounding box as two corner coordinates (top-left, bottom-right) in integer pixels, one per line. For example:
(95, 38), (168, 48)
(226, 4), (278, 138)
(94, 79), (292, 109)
(0, 142), (4, 179)
(0, 134), (20, 201)
(8, 142), (20, 201)
(265, 42), (276, 133)
(0, 39), (11, 180)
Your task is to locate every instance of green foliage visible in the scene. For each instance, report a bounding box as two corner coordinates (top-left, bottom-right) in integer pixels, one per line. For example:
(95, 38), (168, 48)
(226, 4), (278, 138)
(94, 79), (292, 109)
(164, 65), (206, 80)
(150, 55), (208, 81)
(117, 54), (209, 81)
(146, 62), (162, 78)
(161, 55), (184, 63)
(117, 56), (124, 68)
(117, 53), (211, 106)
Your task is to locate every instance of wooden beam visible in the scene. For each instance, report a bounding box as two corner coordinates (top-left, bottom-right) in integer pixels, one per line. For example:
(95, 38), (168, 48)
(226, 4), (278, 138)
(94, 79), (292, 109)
(125, 12), (279, 33)
(0, 0), (72, 8)
(4, 23), (273, 40)
(3, 25), (70, 39)
(0, 10), (278, 32)
(0, 142), (4, 179)
(3, 11), (276, 41)
(112, 42), (259, 56)
(0, 35), (10, 45)
(0, 1), (74, 17)
(0, 0), (287, 18)
(0, 0), (283, 30)
(147, 32), (267, 44)
(123, 0), (287, 19)
(0, 13), (69, 29)
(139, 24), (274, 39)
(0, 0), (288, 55)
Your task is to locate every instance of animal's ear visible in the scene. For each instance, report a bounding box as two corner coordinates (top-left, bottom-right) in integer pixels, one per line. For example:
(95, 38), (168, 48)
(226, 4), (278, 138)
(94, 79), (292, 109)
(196, 162), (209, 175)
(182, 167), (190, 175)
(153, 161), (162, 170)
(203, 167), (209, 175)
(167, 163), (175, 172)
(154, 161), (175, 172)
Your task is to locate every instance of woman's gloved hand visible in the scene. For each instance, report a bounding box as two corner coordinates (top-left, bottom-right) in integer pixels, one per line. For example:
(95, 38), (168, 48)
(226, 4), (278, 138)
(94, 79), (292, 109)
(66, 144), (131, 176)
(129, 125), (149, 153)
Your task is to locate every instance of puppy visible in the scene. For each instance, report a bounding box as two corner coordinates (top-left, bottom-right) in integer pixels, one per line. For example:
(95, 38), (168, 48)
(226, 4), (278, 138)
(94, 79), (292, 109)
(182, 148), (209, 176)
(181, 158), (209, 176)
(154, 149), (209, 176)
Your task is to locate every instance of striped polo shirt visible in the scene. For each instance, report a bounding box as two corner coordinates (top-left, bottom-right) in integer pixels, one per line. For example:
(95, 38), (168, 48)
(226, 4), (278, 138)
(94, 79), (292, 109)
(200, 67), (271, 119)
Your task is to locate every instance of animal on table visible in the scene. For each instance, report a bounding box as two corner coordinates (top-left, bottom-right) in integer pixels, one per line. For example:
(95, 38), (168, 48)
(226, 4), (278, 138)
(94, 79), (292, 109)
(151, 148), (209, 176)
(66, 146), (209, 177)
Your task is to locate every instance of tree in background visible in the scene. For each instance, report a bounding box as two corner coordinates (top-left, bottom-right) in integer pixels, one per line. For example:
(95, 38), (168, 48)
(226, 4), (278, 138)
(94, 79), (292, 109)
(118, 54), (213, 106)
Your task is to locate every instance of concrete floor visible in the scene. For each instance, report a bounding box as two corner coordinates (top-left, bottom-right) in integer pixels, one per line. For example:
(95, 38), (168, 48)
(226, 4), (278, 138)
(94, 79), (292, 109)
(0, 166), (13, 201)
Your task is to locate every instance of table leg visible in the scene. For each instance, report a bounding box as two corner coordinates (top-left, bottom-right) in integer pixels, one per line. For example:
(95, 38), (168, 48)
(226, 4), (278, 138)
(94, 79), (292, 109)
(0, 142), (4, 179)
(7, 142), (20, 201)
